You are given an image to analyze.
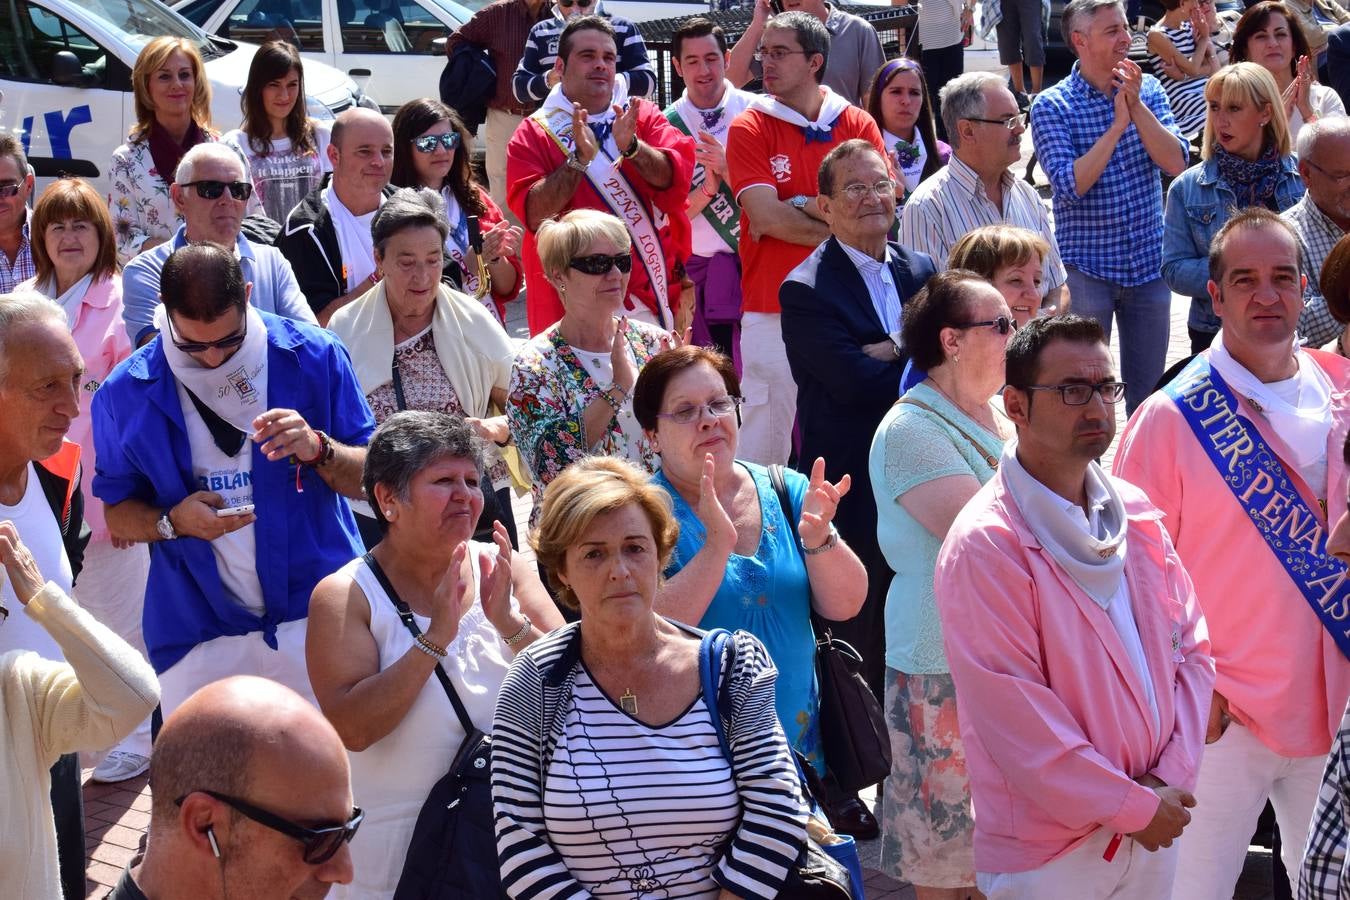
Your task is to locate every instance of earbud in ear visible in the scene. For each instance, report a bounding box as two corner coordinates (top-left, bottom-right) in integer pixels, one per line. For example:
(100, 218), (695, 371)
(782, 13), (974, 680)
(206, 826), (221, 859)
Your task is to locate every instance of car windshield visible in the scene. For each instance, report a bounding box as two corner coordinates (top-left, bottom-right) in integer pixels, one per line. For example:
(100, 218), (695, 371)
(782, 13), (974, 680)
(80, 0), (228, 58)
(418, 0), (476, 24)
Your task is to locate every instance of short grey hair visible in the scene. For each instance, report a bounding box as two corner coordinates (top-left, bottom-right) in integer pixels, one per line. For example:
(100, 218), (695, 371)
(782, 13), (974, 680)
(765, 12), (830, 84)
(1061, 0), (1125, 54)
(1296, 115), (1350, 162)
(0, 293), (67, 383)
(174, 142), (248, 185)
(362, 411), (485, 530)
(371, 187), (450, 256)
(940, 72), (1005, 150)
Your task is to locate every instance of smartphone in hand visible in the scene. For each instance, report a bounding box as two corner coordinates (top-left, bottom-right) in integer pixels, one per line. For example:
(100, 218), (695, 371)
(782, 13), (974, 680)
(216, 504), (255, 518)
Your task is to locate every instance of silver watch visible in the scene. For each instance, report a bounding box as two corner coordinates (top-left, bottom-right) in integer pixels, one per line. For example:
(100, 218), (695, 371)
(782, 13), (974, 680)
(156, 510), (177, 541)
(788, 194), (809, 210)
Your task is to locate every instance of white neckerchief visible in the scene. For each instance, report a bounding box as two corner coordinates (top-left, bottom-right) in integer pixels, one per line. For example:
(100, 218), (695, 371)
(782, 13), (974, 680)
(884, 128), (929, 193)
(325, 185), (382, 291)
(673, 81), (751, 141)
(539, 81), (629, 161)
(37, 273), (93, 327)
(748, 86), (851, 141)
(1002, 441), (1129, 606)
(1209, 330), (1332, 493)
(155, 304), (270, 433)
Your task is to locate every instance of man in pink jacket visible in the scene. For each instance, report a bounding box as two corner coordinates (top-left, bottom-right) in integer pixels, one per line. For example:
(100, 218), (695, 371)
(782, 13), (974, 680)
(935, 314), (1214, 898)
(1115, 207), (1350, 899)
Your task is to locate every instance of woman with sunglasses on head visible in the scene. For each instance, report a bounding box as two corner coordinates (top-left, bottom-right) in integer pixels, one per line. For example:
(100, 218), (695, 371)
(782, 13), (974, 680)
(1163, 62), (1304, 354)
(507, 209), (674, 527)
(865, 59), (950, 214)
(868, 270), (1015, 900)
(630, 345), (865, 774)
(1231, 1), (1346, 143)
(390, 98), (522, 324)
(222, 41), (333, 225)
(307, 411), (561, 900)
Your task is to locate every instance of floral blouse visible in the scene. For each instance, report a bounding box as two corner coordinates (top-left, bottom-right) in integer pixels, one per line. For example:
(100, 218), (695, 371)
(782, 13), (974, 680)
(507, 318), (665, 522)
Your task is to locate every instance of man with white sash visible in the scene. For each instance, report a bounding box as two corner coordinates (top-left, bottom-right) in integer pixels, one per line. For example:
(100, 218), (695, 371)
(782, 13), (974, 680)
(937, 314), (1214, 899)
(663, 18), (755, 366)
(1115, 207), (1350, 899)
(506, 14), (694, 336)
(93, 243), (375, 717)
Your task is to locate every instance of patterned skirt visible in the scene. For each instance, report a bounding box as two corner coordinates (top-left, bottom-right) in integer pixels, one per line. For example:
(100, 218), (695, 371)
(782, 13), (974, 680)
(879, 668), (977, 888)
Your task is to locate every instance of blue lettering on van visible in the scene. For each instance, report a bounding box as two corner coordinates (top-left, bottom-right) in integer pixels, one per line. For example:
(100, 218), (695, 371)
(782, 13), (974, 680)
(19, 105), (93, 159)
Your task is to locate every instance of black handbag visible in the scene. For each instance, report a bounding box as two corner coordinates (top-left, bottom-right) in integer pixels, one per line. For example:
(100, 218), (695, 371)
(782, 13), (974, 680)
(767, 465), (894, 794)
(362, 554), (507, 900)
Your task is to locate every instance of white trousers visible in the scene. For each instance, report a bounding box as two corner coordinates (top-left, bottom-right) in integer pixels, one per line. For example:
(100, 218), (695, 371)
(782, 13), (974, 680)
(73, 539), (153, 758)
(484, 109), (522, 228)
(1172, 721), (1324, 899)
(738, 311), (797, 466)
(977, 828), (1179, 899)
(158, 618), (315, 719)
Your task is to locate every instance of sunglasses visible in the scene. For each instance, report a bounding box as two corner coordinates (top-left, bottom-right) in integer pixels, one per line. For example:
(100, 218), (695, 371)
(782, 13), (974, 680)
(165, 309), (249, 354)
(413, 132), (461, 154)
(569, 253), (632, 275)
(952, 316), (1017, 335)
(181, 180), (254, 201)
(177, 791), (364, 865)
(559, 0), (592, 7)
(0, 182), (23, 199)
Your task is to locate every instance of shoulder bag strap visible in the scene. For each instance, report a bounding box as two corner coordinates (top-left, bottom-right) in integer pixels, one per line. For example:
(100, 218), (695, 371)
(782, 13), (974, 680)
(362, 552), (475, 735)
(766, 464), (798, 544)
(698, 628), (736, 761)
(896, 396), (999, 470)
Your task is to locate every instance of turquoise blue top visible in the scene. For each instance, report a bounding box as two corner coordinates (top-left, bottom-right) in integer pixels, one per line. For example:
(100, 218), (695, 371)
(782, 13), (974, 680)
(654, 461), (822, 770)
(868, 382), (1005, 674)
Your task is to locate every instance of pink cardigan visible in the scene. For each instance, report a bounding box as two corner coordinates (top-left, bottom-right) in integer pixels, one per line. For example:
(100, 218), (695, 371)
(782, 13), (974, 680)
(1115, 348), (1350, 759)
(934, 472), (1214, 874)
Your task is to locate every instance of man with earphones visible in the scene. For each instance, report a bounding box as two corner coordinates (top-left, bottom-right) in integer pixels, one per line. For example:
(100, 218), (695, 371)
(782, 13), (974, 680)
(106, 676), (359, 899)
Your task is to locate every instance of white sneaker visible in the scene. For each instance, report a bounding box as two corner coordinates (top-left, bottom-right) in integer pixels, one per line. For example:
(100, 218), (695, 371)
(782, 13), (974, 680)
(91, 750), (150, 784)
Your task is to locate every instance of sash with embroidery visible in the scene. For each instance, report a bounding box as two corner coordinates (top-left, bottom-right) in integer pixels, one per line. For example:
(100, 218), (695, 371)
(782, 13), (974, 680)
(664, 100), (741, 255)
(532, 101), (673, 330)
(1165, 354), (1350, 660)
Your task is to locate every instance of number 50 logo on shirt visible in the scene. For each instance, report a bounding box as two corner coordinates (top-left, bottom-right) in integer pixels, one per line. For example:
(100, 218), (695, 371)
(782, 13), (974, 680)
(769, 154), (792, 182)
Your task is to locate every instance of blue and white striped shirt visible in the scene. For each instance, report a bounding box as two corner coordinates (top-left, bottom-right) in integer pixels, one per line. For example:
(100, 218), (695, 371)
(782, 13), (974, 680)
(837, 240), (904, 335)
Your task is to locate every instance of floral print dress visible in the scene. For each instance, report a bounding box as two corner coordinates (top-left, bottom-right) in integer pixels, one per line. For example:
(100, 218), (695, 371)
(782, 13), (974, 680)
(110, 130), (234, 263)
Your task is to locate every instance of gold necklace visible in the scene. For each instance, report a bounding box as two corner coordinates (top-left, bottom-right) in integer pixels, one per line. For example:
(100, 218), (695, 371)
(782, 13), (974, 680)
(619, 689), (639, 716)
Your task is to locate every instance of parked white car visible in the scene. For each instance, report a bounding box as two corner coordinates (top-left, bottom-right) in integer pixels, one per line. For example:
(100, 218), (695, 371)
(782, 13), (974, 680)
(0, 0), (368, 197)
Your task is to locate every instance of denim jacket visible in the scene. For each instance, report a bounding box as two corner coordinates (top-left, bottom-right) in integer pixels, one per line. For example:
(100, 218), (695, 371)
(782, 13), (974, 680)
(1162, 155), (1304, 333)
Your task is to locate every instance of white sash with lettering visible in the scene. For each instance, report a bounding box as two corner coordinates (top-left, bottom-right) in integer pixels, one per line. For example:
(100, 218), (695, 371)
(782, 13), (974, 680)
(533, 83), (672, 329)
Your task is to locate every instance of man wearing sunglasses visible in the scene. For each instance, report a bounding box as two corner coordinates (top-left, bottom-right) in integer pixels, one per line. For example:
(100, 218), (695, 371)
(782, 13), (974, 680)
(1117, 209), (1350, 899)
(93, 243), (373, 720)
(122, 143), (317, 348)
(935, 314), (1213, 897)
(0, 135), (35, 294)
(107, 676), (357, 899)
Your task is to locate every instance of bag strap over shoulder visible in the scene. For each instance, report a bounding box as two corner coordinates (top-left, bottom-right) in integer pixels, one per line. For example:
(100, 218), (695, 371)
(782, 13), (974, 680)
(767, 464), (799, 545)
(896, 396), (999, 470)
(698, 628), (737, 761)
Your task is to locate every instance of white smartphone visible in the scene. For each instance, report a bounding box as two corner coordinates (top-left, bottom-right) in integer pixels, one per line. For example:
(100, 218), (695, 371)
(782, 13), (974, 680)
(216, 504), (255, 518)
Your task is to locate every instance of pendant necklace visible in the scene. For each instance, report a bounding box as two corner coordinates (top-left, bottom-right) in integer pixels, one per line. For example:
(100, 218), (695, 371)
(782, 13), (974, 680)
(619, 689), (639, 716)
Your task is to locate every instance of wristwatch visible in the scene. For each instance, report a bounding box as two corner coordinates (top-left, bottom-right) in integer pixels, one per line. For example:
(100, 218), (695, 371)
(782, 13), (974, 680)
(156, 509), (177, 541)
(788, 194), (809, 210)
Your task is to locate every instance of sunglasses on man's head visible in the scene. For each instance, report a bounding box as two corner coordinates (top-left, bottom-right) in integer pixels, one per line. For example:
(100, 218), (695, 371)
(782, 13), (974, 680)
(569, 253), (632, 275)
(177, 791), (364, 865)
(413, 132), (461, 154)
(181, 180), (254, 202)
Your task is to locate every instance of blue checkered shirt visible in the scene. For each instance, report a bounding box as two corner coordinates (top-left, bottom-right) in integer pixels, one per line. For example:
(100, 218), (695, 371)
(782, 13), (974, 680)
(0, 212), (34, 294)
(1031, 63), (1187, 286)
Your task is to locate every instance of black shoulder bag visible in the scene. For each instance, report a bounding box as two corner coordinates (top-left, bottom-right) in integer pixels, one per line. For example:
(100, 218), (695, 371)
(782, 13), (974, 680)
(362, 553), (507, 900)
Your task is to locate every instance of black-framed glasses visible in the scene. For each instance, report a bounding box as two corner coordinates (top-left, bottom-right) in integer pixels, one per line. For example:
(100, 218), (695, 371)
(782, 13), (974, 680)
(569, 253), (632, 275)
(754, 47), (810, 62)
(176, 791), (364, 864)
(952, 316), (1017, 335)
(164, 309), (249, 354)
(1023, 381), (1128, 405)
(0, 182), (22, 199)
(839, 179), (897, 202)
(656, 395), (743, 425)
(413, 132), (461, 154)
(181, 180), (254, 202)
(965, 113), (1027, 131)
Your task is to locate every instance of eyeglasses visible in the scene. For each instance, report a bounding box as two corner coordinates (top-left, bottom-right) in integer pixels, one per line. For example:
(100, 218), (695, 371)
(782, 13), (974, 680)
(656, 395), (743, 425)
(181, 180), (254, 202)
(569, 253), (633, 275)
(965, 113), (1027, 131)
(754, 47), (810, 62)
(1023, 381), (1128, 405)
(176, 791), (364, 865)
(0, 182), (23, 199)
(838, 179), (897, 202)
(952, 316), (1017, 335)
(559, 0), (592, 7)
(413, 132), (461, 154)
(165, 309), (249, 354)
(1304, 158), (1350, 186)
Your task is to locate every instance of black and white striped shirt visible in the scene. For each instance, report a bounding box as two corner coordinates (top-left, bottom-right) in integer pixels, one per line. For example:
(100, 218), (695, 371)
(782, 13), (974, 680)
(1148, 22), (1209, 137)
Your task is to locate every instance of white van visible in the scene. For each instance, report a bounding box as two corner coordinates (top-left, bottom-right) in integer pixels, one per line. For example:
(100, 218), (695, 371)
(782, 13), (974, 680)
(0, 0), (370, 197)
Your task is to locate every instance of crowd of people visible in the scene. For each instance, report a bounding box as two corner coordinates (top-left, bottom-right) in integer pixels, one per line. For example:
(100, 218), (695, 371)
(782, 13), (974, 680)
(3, 0), (1350, 897)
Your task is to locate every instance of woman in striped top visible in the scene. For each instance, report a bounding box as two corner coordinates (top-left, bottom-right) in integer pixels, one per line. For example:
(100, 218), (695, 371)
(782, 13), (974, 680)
(492, 457), (809, 900)
(1147, 0), (1220, 138)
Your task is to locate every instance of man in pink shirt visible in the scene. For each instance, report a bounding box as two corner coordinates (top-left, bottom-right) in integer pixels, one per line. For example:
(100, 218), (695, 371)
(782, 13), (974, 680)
(1115, 208), (1350, 899)
(935, 315), (1214, 898)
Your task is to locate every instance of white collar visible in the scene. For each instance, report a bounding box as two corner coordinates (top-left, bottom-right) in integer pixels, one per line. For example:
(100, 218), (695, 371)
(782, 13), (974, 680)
(748, 86), (851, 137)
(836, 240), (890, 275)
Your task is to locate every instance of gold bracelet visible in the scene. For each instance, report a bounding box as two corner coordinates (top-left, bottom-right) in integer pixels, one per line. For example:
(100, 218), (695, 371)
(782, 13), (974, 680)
(415, 634), (447, 658)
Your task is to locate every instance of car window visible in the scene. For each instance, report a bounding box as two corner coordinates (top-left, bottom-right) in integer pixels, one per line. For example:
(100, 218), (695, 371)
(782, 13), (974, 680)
(1, 0), (111, 86)
(177, 0), (226, 25)
(218, 0), (325, 50)
(337, 0), (449, 53)
(79, 0), (228, 59)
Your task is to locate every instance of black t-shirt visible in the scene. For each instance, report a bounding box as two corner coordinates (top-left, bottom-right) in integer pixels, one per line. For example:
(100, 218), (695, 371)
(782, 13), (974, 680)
(105, 868), (149, 900)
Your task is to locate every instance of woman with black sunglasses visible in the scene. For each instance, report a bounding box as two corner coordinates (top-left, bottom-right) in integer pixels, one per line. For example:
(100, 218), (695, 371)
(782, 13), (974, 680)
(390, 98), (523, 324)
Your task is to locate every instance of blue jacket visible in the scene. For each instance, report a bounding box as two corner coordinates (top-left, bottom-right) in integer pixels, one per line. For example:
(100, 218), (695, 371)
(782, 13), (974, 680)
(91, 312), (375, 672)
(1162, 154), (1304, 332)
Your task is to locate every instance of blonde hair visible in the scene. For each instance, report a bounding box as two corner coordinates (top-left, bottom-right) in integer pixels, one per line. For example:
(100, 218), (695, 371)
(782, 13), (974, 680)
(530, 457), (678, 610)
(131, 37), (212, 140)
(948, 224), (1049, 279)
(536, 209), (631, 281)
(1201, 62), (1291, 160)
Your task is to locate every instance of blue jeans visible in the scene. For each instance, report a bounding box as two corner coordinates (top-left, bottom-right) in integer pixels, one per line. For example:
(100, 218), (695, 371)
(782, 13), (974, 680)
(1065, 268), (1172, 415)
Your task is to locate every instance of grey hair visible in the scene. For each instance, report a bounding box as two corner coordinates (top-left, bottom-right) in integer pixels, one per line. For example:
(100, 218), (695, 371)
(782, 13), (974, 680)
(371, 187), (450, 256)
(174, 142), (248, 185)
(1061, 0), (1125, 53)
(0, 293), (68, 383)
(362, 411), (485, 530)
(1296, 115), (1350, 162)
(765, 11), (831, 83)
(940, 72), (1005, 150)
